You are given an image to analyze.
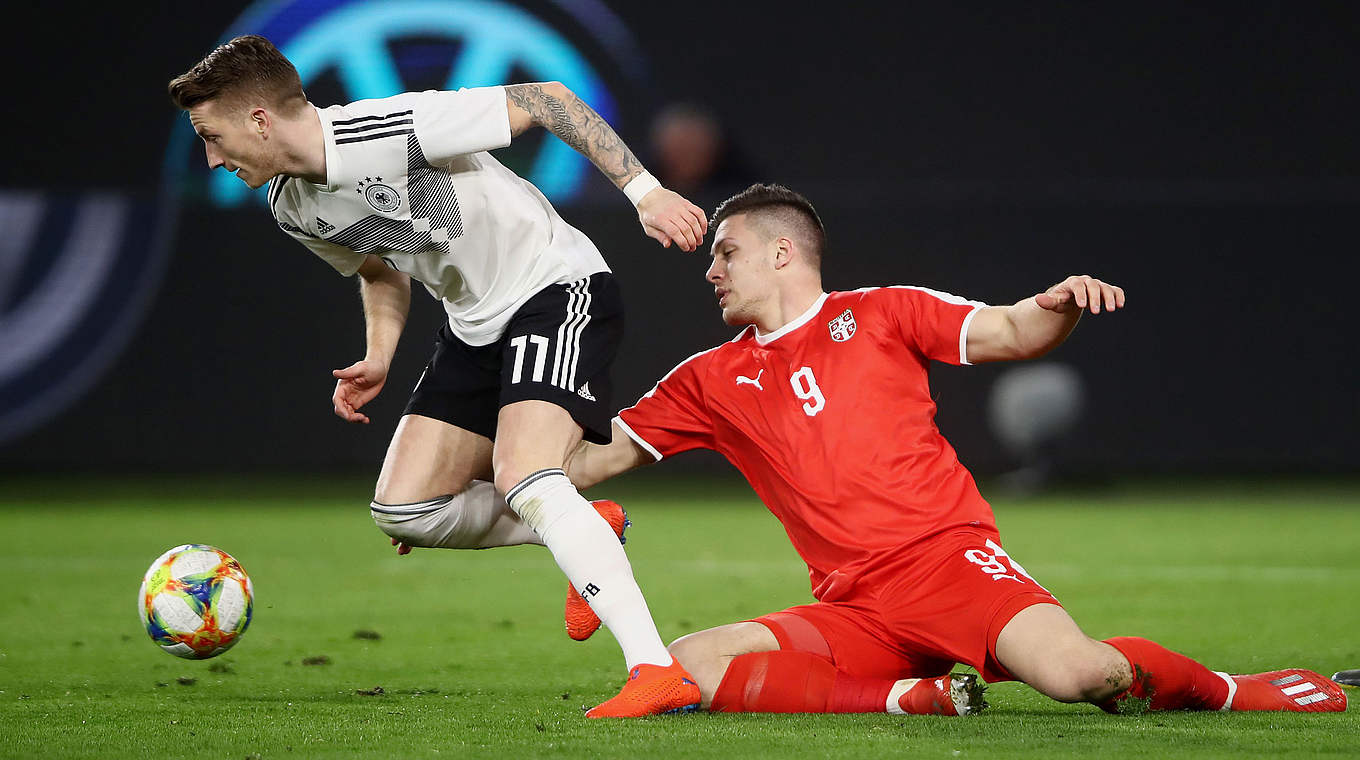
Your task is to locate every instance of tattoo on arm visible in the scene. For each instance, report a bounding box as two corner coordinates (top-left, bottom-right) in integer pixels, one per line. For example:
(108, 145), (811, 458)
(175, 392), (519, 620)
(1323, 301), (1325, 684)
(506, 83), (642, 187)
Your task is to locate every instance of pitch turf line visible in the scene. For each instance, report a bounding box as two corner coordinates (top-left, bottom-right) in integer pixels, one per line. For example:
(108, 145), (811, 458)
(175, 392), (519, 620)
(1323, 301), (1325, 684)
(0, 476), (1356, 759)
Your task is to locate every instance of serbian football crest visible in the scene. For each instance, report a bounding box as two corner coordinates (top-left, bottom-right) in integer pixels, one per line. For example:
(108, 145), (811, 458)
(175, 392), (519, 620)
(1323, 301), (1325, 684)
(828, 309), (857, 342)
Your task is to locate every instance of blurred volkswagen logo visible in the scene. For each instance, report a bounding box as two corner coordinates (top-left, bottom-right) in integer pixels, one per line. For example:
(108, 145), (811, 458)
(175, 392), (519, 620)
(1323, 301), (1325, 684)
(0, 193), (175, 443)
(166, 0), (641, 206)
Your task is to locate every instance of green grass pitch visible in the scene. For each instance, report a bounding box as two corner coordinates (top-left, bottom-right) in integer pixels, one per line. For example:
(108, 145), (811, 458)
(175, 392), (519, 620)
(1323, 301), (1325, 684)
(1, 475), (1357, 759)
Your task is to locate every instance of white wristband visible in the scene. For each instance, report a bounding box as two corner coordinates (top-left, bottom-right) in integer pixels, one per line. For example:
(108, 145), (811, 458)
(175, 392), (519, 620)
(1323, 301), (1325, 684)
(622, 171), (661, 207)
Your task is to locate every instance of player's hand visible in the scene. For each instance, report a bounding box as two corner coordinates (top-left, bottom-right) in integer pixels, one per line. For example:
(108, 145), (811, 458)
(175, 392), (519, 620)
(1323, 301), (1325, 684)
(637, 187), (708, 252)
(390, 537), (412, 556)
(331, 359), (389, 424)
(1035, 275), (1126, 315)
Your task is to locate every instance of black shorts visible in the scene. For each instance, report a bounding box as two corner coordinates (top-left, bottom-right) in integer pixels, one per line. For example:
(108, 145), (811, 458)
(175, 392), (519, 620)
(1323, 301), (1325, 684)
(403, 272), (623, 445)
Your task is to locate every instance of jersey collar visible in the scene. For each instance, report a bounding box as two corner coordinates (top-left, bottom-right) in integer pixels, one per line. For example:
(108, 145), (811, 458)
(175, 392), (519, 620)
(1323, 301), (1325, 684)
(753, 292), (829, 346)
(314, 104), (341, 192)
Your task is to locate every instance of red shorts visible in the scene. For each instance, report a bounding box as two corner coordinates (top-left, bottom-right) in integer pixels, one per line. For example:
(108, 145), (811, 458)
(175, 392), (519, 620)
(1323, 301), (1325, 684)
(753, 528), (1060, 683)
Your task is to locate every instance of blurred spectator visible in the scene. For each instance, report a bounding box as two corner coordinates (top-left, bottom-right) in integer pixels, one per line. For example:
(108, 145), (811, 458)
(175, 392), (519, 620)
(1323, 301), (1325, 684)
(648, 102), (756, 203)
(987, 362), (1086, 494)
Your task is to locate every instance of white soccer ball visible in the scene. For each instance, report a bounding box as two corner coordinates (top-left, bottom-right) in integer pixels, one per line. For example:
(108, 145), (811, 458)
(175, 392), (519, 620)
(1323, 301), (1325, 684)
(138, 544), (253, 659)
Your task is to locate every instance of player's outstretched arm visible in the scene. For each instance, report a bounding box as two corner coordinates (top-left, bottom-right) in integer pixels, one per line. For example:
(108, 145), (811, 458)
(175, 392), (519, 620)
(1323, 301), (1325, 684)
(504, 82), (707, 251)
(331, 255), (411, 424)
(565, 421), (655, 491)
(967, 274), (1125, 363)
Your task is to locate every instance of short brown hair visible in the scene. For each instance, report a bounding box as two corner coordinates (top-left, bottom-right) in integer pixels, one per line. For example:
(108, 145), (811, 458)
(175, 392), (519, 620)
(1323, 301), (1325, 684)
(168, 34), (306, 114)
(711, 183), (827, 265)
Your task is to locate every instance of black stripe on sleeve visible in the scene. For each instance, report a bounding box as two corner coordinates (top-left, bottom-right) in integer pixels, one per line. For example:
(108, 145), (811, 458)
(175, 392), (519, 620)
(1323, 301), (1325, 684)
(331, 109), (413, 127)
(335, 128), (416, 145)
(334, 117), (414, 136)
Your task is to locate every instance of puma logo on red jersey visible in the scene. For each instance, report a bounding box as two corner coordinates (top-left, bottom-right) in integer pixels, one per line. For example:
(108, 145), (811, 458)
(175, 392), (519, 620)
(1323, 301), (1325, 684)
(735, 370), (765, 390)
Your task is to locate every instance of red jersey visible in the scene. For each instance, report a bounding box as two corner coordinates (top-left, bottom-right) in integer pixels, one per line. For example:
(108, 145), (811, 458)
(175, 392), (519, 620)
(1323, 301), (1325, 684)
(616, 287), (997, 601)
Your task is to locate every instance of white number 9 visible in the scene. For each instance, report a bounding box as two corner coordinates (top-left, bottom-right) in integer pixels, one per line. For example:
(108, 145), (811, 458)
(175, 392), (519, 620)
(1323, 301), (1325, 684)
(790, 366), (825, 417)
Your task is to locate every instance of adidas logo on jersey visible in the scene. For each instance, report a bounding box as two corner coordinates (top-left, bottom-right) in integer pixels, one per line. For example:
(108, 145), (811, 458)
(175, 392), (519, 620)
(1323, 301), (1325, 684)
(576, 383), (596, 402)
(316, 217), (335, 235)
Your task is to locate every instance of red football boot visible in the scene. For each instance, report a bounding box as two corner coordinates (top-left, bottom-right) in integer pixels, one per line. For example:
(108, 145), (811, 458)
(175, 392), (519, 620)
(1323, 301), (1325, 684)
(1223, 669), (1347, 712)
(894, 673), (988, 716)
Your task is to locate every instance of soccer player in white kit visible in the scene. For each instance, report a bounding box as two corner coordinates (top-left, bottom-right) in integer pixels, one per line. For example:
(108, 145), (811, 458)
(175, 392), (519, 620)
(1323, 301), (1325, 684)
(169, 34), (705, 717)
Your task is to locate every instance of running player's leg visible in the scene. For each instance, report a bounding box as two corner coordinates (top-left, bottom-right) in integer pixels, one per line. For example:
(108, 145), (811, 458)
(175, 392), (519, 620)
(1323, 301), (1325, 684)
(492, 274), (698, 717)
(369, 322), (541, 552)
(495, 400), (672, 670)
(370, 413), (541, 550)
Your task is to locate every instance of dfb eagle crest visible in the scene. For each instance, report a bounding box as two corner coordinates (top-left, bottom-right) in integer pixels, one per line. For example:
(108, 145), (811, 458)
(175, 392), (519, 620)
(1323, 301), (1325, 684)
(827, 308), (857, 342)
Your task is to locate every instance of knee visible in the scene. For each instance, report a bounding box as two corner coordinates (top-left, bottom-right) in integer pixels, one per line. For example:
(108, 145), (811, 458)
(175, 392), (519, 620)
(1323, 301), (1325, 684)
(370, 495), (456, 548)
(374, 452), (477, 507)
(668, 622), (778, 707)
(374, 473), (459, 508)
(668, 632), (730, 702)
(490, 440), (537, 497)
(491, 469), (522, 500)
(492, 458), (560, 500)
(370, 483), (497, 549)
(668, 632), (709, 673)
(1027, 643), (1128, 703)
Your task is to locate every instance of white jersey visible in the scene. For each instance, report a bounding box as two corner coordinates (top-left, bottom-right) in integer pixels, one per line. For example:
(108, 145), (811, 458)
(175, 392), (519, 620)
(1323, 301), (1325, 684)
(268, 86), (610, 346)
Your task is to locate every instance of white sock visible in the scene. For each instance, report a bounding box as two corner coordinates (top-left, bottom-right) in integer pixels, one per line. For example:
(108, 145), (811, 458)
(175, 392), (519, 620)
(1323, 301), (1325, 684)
(1214, 671), (1237, 710)
(371, 480), (542, 549)
(506, 469), (672, 670)
(884, 678), (919, 715)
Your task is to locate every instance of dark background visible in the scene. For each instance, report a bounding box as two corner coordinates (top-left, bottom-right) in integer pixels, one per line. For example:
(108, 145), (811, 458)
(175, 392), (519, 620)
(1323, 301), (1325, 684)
(2, 1), (1356, 477)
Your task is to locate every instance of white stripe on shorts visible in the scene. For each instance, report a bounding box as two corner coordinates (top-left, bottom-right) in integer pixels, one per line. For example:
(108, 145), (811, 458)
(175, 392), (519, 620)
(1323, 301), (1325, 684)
(550, 279), (592, 391)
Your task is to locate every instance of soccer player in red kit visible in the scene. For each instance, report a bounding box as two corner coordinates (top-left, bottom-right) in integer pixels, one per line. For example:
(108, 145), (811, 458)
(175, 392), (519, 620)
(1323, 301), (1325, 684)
(563, 183), (1348, 716)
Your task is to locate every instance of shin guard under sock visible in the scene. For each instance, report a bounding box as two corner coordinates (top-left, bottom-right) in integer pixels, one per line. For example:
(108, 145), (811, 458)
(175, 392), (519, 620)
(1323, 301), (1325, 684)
(710, 651), (894, 713)
(1099, 636), (1230, 713)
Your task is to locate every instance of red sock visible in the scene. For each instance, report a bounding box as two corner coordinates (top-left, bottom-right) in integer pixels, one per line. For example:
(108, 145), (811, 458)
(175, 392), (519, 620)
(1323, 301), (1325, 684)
(710, 651), (895, 713)
(1099, 637), (1229, 713)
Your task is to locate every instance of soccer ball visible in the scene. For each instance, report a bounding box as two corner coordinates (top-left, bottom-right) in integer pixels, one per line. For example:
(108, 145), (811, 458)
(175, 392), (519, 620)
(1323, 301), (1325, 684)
(138, 544), (253, 659)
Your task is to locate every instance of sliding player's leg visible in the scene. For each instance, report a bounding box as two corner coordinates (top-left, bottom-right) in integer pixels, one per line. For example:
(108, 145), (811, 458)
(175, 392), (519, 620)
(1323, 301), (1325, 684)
(370, 413), (541, 550)
(994, 589), (1346, 712)
(994, 604), (1171, 706)
(890, 527), (1343, 713)
(672, 612), (983, 715)
(887, 529), (1234, 711)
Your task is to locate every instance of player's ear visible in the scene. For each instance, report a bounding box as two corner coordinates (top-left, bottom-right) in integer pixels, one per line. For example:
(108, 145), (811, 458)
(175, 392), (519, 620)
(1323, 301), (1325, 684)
(772, 237), (794, 270)
(250, 107), (270, 138)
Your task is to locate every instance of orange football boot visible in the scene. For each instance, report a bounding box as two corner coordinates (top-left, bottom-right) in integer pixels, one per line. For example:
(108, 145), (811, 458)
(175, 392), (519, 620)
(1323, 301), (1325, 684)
(564, 499), (630, 641)
(585, 660), (702, 718)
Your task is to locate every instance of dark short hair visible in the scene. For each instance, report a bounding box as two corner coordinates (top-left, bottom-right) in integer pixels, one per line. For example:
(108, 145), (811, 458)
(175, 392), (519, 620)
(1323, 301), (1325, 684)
(711, 183), (826, 264)
(168, 34), (306, 114)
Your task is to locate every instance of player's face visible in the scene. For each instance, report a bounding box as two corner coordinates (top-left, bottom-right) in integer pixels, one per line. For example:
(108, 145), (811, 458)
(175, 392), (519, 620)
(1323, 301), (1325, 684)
(188, 100), (276, 190)
(707, 215), (778, 326)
